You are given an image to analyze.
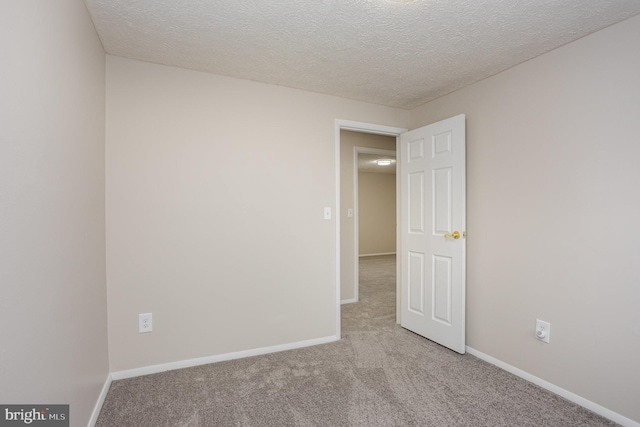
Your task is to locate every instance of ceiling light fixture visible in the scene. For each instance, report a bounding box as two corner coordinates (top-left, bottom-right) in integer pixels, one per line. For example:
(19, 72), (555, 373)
(376, 159), (392, 166)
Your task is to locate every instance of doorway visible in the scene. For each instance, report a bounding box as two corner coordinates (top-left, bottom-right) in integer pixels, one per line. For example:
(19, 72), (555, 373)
(334, 120), (406, 338)
(353, 148), (397, 302)
(335, 116), (467, 353)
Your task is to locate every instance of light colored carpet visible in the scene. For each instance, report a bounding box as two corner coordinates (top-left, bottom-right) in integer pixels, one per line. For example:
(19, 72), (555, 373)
(97, 255), (617, 426)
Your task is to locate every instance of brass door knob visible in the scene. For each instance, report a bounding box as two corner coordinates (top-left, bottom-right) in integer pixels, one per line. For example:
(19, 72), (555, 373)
(444, 231), (460, 239)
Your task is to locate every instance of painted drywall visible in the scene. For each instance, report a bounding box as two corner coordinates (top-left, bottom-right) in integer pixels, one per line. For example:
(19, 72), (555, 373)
(409, 14), (640, 423)
(0, 1), (108, 425)
(358, 172), (396, 256)
(105, 56), (407, 371)
(340, 132), (396, 302)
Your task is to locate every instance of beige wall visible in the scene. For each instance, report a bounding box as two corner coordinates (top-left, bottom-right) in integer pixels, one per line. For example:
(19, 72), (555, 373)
(0, 1), (108, 425)
(340, 131), (396, 301)
(409, 14), (640, 423)
(358, 172), (396, 256)
(106, 56), (407, 371)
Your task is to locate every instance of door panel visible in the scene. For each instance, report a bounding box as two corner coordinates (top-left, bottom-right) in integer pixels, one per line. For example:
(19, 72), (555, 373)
(400, 114), (466, 354)
(433, 167), (452, 234)
(408, 251), (425, 314)
(408, 172), (425, 233)
(432, 255), (452, 325)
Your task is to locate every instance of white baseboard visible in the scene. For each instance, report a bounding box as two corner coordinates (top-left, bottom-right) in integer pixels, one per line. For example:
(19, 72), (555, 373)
(341, 298), (358, 304)
(466, 346), (640, 427)
(88, 373), (112, 427)
(359, 252), (396, 257)
(111, 335), (338, 381)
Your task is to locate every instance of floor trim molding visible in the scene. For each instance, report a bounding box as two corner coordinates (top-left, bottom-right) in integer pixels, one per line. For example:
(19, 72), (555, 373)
(88, 373), (112, 427)
(359, 252), (396, 257)
(111, 335), (338, 381)
(341, 298), (358, 304)
(466, 346), (639, 427)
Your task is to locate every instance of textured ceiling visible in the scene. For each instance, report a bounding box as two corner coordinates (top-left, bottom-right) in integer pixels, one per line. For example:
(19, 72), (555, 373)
(85, 0), (640, 109)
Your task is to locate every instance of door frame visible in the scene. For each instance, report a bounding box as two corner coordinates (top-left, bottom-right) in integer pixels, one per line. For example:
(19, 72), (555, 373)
(334, 120), (407, 338)
(352, 146), (397, 303)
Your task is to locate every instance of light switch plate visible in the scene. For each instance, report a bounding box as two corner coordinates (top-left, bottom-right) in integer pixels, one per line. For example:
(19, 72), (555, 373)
(324, 207), (332, 220)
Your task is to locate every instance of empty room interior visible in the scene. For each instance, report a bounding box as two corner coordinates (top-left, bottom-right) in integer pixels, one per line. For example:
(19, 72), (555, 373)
(2, 1), (640, 426)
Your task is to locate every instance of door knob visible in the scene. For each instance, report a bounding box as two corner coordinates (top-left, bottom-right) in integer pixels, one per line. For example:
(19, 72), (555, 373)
(444, 231), (460, 239)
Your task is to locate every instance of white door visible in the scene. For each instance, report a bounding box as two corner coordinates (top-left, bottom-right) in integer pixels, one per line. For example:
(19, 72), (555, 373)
(400, 114), (466, 354)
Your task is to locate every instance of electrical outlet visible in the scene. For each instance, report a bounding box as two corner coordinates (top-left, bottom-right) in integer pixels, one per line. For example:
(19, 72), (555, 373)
(535, 319), (550, 343)
(139, 313), (153, 333)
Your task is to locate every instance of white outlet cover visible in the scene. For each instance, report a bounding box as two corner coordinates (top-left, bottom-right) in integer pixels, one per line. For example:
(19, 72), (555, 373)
(139, 313), (153, 333)
(535, 319), (550, 343)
